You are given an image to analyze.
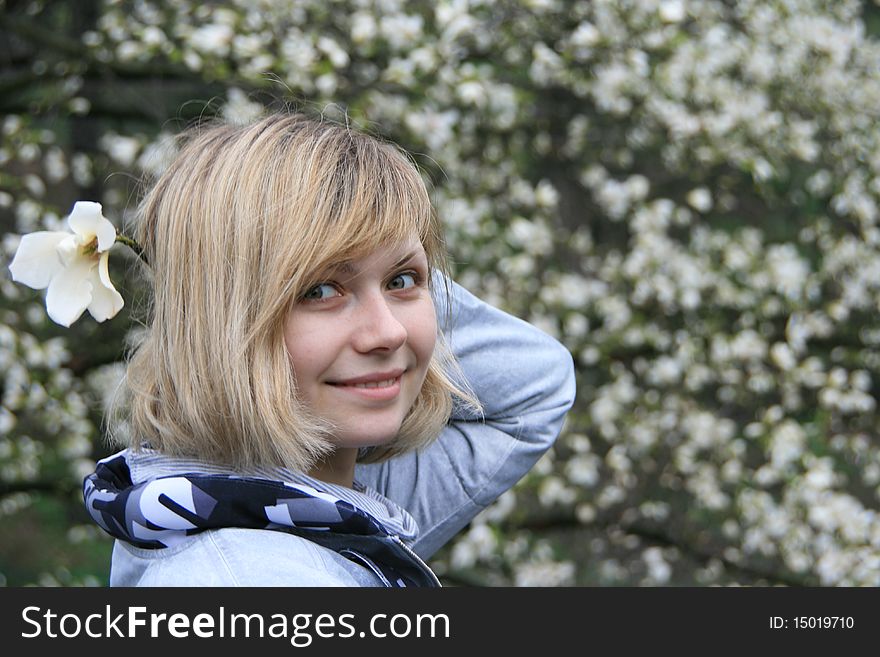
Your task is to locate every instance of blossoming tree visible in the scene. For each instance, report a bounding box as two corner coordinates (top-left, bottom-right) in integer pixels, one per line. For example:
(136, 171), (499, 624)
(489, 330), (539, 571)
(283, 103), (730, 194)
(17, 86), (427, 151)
(2, 0), (880, 586)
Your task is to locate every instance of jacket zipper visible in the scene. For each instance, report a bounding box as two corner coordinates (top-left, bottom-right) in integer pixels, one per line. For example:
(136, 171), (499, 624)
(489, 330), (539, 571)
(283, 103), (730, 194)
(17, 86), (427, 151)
(339, 549), (394, 587)
(390, 535), (442, 587)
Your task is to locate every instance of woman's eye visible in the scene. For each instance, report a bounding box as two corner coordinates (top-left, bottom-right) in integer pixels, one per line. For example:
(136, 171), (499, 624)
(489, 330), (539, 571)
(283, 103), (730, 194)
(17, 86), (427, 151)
(388, 272), (418, 290)
(303, 283), (339, 301)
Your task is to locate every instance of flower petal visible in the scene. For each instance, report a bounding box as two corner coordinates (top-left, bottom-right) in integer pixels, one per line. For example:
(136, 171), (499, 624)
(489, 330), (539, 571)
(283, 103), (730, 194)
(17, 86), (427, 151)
(88, 251), (124, 322)
(68, 201), (117, 251)
(56, 234), (80, 267)
(8, 231), (69, 289)
(45, 256), (95, 327)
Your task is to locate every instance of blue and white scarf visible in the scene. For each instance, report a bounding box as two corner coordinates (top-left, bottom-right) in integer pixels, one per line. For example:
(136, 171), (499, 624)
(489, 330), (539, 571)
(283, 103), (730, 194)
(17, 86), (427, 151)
(83, 451), (437, 587)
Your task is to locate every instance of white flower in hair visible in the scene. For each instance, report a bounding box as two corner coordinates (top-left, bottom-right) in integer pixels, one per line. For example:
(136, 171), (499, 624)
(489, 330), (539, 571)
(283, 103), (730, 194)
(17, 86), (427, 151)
(8, 201), (124, 327)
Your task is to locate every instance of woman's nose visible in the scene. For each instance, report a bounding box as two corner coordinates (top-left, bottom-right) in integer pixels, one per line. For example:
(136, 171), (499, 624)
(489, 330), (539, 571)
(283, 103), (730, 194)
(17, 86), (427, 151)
(350, 293), (408, 353)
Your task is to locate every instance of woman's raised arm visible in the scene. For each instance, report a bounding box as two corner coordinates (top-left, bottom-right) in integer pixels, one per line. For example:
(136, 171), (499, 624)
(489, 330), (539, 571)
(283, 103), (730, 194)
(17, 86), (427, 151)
(355, 275), (577, 558)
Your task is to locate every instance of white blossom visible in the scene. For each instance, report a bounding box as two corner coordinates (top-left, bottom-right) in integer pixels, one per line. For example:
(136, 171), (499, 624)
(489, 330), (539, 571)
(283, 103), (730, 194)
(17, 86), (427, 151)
(100, 133), (141, 167)
(188, 23), (234, 56)
(8, 202), (123, 327)
(686, 187), (713, 212)
(659, 1), (687, 24)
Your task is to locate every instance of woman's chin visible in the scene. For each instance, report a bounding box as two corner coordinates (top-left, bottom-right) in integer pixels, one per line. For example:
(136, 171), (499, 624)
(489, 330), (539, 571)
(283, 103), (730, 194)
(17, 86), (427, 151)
(330, 422), (404, 451)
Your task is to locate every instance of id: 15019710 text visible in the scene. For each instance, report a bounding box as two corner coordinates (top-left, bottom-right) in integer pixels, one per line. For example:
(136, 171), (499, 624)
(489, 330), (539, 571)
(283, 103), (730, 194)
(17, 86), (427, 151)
(769, 616), (854, 630)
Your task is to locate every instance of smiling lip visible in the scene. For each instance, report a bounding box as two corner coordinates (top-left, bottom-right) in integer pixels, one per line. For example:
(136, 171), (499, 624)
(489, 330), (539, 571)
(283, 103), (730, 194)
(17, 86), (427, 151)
(327, 369), (405, 401)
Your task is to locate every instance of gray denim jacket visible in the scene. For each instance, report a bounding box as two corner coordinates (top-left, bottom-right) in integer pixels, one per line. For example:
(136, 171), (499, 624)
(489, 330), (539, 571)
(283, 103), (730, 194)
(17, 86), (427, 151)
(103, 279), (576, 586)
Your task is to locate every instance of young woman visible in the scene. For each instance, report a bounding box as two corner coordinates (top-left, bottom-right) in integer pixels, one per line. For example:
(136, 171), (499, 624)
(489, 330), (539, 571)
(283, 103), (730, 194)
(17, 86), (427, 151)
(82, 113), (576, 586)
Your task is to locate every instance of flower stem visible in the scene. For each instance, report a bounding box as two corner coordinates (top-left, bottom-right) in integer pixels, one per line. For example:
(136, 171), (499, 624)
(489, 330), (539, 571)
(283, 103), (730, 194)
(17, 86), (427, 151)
(115, 234), (149, 266)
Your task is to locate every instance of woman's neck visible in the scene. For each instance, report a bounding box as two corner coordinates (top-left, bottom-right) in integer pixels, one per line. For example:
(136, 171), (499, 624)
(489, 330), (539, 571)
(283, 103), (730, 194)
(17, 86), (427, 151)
(308, 447), (357, 488)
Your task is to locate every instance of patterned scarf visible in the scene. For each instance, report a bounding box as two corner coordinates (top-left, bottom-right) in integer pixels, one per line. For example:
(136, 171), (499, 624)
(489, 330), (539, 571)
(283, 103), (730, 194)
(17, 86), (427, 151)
(83, 452), (437, 587)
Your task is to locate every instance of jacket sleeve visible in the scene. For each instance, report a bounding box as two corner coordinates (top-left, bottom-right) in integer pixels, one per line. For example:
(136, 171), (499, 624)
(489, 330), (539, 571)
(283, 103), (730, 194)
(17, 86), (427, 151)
(355, 276), (577, 559)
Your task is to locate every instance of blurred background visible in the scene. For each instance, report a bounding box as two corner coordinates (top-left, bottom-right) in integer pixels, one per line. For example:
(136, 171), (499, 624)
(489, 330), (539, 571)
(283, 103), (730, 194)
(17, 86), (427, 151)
(2, 0), (880, 586)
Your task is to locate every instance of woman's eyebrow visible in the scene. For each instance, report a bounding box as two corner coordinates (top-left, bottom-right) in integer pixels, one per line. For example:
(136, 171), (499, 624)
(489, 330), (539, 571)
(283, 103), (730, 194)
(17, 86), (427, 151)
(332, 250), (422, 276)
(390, 249), (422, 269)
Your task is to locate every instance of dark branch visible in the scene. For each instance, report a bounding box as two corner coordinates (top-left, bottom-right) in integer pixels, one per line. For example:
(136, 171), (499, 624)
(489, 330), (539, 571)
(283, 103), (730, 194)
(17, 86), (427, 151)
(0, 12), (193, 79)
(0, 480), (80, 497)
(505, 512), (814, 586)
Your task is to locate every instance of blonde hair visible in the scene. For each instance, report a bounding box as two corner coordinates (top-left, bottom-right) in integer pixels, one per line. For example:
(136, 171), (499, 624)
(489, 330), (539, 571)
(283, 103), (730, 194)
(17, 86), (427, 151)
(122, 112), (478, 472)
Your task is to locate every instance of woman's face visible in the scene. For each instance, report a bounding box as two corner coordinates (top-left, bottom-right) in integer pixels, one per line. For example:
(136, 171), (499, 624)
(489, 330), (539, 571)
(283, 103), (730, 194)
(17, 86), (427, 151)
(283, 237), (437, 453)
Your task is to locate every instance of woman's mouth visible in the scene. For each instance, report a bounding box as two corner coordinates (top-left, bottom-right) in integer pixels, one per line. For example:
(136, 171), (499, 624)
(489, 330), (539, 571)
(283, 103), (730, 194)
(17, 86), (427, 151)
(328, 374), (403, 400)
(345, 377), (398, 389)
